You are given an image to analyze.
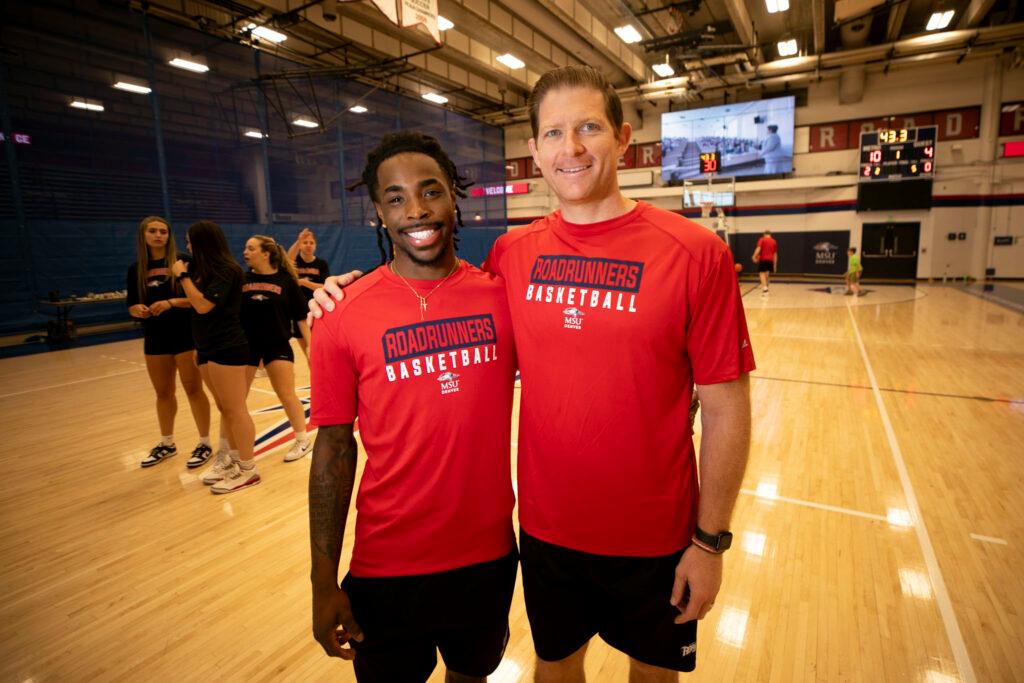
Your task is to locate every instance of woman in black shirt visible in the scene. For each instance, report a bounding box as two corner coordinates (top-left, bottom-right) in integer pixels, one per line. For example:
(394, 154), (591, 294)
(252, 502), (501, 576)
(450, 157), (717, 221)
(172, 221), (259, 494)
(241, 235), (312, 463)
(286, 227), (330, 359)
(128, 216), (213, 469)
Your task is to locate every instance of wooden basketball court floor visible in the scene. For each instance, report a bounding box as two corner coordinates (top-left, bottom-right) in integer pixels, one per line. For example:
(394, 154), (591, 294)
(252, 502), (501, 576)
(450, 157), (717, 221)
(1, 283), (1021, 682)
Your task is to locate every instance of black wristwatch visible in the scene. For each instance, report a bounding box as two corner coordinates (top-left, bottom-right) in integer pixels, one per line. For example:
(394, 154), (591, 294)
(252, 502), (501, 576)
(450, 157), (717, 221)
(693, 526), (733, 553)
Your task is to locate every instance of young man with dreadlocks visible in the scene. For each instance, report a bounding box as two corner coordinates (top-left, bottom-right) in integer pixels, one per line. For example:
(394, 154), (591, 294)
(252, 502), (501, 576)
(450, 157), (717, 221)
(307, 132), (518, 683)
(313, 66), (754, 682)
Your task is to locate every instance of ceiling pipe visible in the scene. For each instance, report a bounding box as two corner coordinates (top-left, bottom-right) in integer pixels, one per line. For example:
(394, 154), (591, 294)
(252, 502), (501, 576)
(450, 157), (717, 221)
(483, 22), (1024, 125)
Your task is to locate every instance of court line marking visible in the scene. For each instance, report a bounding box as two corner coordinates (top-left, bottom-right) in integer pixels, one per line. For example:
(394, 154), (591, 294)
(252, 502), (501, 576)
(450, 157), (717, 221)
(969, 534), (1008, 546)
(846, 302), (976, 683)
(752, 374), (1016, 404)
(0, 368), (145, 399)
(739, 488), (887, 522)
(740, 284), (760, 298)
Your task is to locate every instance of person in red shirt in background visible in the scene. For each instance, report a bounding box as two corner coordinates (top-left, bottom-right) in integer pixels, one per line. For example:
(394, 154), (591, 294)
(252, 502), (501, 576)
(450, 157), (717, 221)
(307, 132), (518, 683)
(311, 66), (754, 682)
(752, 229), (779, 295)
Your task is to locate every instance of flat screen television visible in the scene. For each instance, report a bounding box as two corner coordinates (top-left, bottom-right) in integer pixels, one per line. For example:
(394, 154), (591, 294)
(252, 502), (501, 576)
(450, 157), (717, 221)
(661, 95), (795, 182)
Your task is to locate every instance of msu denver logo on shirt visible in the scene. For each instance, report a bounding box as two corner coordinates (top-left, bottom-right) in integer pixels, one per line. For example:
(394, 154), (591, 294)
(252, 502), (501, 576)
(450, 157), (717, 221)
(381, 314), (499, 395)
(526, 255), (644, 330)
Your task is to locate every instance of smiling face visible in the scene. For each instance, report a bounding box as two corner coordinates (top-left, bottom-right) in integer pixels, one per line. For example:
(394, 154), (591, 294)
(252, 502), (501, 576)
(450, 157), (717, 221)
(242, 237), (270, 270)
(373, 151), (457, 277)
(528, 86), (631, 215)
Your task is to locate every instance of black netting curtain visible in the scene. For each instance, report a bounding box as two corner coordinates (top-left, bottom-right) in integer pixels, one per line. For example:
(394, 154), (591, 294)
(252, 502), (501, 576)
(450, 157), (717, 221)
(0, 3), (506, 334)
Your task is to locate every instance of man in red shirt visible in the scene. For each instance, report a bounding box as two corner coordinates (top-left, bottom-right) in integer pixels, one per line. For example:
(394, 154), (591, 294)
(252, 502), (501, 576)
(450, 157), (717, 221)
(307, 132), (518, 682)
(312, 67), (754, 681)
(752, 229), (779, 294)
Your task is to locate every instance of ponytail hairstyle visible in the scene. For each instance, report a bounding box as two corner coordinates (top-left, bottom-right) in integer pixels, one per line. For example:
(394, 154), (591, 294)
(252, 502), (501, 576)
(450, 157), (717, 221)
(186, 220), (242, 287)
(251, 234), (300, 283)
(136, 215), (178, 301)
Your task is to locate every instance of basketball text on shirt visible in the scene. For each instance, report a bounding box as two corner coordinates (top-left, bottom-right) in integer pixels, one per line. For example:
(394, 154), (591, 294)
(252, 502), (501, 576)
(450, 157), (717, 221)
(525, 255), (644, 328)
(381, 313), (499, 392)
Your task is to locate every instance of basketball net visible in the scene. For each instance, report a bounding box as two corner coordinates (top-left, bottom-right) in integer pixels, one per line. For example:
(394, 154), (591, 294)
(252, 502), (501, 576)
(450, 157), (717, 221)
(700, 200), (714, 218)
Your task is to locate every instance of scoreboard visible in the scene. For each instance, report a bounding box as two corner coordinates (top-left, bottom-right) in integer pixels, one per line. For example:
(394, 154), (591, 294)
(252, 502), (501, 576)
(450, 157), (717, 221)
(859, 125), (936, 181)
(699, 151), (721, 174)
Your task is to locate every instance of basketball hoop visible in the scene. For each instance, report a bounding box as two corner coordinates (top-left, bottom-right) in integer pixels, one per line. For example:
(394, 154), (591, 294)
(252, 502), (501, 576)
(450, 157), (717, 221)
(700, 200), (714, 218)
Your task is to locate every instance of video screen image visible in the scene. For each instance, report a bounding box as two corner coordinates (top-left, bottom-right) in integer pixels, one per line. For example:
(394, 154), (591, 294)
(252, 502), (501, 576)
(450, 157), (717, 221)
(661, 95), (795, 182)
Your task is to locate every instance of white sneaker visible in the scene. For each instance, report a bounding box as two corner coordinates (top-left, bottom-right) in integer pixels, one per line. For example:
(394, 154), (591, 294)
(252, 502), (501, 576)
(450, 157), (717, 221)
(211, 462), (261, 494)
(284, 439), (312, 462)
(200, 449), (234, 485)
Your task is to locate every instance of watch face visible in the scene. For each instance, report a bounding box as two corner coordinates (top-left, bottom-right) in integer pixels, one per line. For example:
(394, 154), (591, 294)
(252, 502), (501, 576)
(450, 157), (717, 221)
(696, 527), (733, 551)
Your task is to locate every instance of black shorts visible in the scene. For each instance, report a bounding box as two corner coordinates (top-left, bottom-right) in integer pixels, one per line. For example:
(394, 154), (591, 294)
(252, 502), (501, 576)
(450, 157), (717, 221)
(247, 339), (294, 366)
(520, 529), (697, 672)
(341, 547), (518, 682)
(196, 344), (249, 366)
(143, 329), (194, 356)
(758, 260), (775, 272)
(291, 319), (304, 340)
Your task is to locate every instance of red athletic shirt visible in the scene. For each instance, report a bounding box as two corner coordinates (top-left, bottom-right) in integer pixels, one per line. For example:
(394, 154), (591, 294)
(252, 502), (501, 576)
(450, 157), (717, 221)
(757, 235), (778, 261)
(310, 260), (517, 577)
(484, 201), (755, 557)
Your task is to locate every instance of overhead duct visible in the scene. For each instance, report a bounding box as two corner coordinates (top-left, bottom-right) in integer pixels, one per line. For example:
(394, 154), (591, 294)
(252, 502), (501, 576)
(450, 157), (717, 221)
(835, 0), (882, 104)
(485, 22), (1024, 125)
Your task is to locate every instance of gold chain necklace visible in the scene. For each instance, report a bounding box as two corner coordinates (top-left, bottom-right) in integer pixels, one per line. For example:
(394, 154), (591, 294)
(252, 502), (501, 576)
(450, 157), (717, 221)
(389, 259), (460, 320)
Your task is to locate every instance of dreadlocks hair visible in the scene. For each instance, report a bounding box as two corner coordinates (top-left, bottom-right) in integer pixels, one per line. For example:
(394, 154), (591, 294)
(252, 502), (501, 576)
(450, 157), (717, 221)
(347, 131), (471, 266)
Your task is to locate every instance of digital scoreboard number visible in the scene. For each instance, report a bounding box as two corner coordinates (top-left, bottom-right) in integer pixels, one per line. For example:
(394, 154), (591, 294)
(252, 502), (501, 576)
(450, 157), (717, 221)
(859, 125), (936, 181)
(699, 151), (721, 174)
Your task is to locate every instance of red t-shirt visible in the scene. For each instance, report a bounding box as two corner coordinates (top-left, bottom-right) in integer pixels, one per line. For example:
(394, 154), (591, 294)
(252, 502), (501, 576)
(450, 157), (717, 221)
(756, 235), (778, 261)
(310, 260), (517, 577)
(484, 201), (755, 557)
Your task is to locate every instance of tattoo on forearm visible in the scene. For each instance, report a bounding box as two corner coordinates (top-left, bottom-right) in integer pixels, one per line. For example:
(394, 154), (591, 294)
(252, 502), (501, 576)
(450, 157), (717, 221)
(308, 426), (357, 563)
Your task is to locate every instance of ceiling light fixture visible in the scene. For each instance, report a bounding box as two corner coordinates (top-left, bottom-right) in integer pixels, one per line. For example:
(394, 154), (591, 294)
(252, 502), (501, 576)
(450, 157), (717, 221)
(113, 81), (152, 95)
(292, 117), (319, 128)
(614, 25), (642, 44)
(69, 99), (104, 112)
(169, 57), (209, 73)
(926, 10), (954, 31)
(250, 24), (287, 43)
(776, 38), (798, 57)
(437, 15), (454, 31)
(349, 105), (368, 114)
(496, 53), (525, 69)
(422, 92), (449, 104)
(765, 0), (789, 13)
(652, 59), (675, 78)
(244, 130), (266, 139)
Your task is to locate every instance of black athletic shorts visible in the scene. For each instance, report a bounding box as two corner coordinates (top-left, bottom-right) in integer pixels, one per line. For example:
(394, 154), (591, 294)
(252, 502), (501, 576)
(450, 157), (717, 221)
(520, 529), (697, 672)
(341, 547), (518, 683)
(291, 319), (304, 340)
(196, 344), (249, 367)
(757, 260), (775, 273)
(247, 339), (294, 367)
(143, 328), (194, 356)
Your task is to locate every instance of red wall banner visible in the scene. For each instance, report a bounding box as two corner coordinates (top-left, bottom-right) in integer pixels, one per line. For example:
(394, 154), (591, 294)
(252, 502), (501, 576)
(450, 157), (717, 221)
(808, 106), (981, 152)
